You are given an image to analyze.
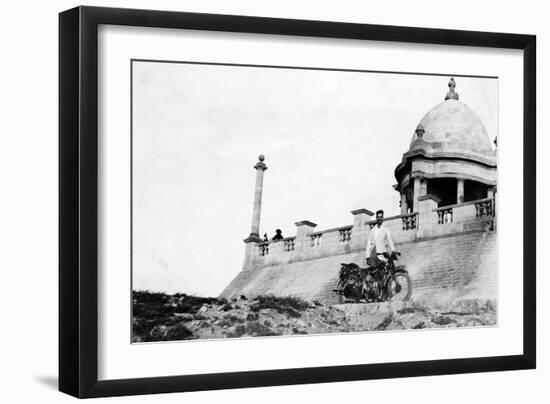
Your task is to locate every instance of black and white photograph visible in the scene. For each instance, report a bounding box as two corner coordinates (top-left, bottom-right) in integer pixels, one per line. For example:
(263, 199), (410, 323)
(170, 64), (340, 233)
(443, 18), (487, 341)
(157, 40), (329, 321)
(1, 0), (544, 401)
(131, 61), (498, 342)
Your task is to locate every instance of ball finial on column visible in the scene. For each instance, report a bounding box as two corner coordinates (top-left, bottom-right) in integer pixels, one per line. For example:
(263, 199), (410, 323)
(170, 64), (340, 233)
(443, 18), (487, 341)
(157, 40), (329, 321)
(254, 154), (267, 170)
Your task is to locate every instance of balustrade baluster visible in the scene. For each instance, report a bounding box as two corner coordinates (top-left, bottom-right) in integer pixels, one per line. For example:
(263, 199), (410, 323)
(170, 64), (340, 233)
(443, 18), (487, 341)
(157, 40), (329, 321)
(259, 243), (269, 256)
(283, 238), (295, 252)
(311, 234), (322, 247)
(401, 213), (417, 230)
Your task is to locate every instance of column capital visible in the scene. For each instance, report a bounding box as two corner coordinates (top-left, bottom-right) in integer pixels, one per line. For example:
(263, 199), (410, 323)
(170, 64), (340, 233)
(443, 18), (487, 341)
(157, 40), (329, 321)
(243, 234), (261, 243)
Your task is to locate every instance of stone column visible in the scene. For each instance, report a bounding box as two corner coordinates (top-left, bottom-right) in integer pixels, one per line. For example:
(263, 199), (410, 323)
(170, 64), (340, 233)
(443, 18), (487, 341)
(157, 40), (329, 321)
(413, 177), (422, 211)
(243, 155), (268, 270)
(400, 193), (408, 215)
(245, 155), (267, 242)
(351, 209), (374, 248)
(420, 179), (428, 196)
(457, 179), (465, 204)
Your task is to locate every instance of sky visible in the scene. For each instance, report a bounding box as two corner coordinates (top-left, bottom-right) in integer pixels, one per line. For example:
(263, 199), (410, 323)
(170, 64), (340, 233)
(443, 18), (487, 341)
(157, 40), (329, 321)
(132, 60), (497, 296)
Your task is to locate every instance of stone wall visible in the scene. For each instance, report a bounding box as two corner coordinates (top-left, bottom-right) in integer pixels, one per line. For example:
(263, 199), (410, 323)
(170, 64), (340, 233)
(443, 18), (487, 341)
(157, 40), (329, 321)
(220, 229), (497, 306)
(395, 230), (497, 305)
(221, 197), (497, 305)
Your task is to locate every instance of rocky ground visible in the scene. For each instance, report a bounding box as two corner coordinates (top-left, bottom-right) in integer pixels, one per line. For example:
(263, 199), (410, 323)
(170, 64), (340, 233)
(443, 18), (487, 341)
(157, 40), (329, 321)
(132, 291), (497, 342)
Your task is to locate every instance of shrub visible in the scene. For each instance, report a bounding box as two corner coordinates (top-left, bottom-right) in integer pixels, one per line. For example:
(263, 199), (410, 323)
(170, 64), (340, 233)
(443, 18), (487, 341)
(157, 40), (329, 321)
(165, 325), (194, 340)
(246, 321), (280, 337)
(132, 290), (223, 342)
(432, 315), (457, 326)
(246, 313), (259, 321)
(250, 295), (310, 317)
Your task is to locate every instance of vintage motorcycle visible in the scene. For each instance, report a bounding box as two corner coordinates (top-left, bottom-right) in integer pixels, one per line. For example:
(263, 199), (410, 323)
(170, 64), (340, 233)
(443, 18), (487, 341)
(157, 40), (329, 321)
(334, 251), (412, 303)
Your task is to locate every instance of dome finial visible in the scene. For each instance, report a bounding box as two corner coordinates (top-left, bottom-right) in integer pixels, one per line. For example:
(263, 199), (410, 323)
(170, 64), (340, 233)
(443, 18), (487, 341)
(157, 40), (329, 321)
(445, 77), (459, 101)
(415, 124), (425, 138)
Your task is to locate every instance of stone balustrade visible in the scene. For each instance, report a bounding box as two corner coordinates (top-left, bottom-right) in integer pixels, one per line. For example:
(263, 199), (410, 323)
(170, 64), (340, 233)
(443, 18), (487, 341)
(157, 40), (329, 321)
(283, 237), (295, 252)
(366, 213), (418, 243)
(310, 225), (352, 249)
(338, 227), (352, 242)
(310, 234), (322, 247)
(475, 198), (494, 218)
(436, 207), (453, 224)
(433, 197), (495, 224)
(248, 198), (495, 264)
(258, 242), (270, 256)
(401, 213), (418, 230)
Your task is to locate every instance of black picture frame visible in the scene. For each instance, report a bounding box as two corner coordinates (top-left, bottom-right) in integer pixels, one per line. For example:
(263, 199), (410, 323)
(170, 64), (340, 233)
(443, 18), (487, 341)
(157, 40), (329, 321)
(59, 5), (536, 398)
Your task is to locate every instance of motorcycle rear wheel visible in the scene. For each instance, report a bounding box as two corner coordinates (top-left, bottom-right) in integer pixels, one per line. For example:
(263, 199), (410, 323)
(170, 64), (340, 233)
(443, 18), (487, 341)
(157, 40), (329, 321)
(337, 279), (363, 304)
(387, 273), (412, 301)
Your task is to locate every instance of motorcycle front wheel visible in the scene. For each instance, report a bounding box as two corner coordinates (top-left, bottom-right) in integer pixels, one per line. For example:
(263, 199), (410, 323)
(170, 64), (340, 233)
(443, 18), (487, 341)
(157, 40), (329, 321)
(336, 279), (346, 304)
(387, 273), (412, 301)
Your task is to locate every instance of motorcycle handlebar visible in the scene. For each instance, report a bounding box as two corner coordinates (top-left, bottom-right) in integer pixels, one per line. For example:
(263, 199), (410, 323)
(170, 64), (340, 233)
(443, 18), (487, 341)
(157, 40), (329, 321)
(381, 251), (401, 259)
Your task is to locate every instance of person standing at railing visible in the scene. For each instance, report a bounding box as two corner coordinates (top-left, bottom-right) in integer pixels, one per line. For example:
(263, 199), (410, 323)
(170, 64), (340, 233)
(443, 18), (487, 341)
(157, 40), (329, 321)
(272, 229), (284, 241)
(366, 210), (395, 268)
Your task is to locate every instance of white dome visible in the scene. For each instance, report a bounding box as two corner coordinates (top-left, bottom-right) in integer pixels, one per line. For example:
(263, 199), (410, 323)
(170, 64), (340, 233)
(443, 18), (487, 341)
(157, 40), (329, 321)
(410, 99), (493, 154)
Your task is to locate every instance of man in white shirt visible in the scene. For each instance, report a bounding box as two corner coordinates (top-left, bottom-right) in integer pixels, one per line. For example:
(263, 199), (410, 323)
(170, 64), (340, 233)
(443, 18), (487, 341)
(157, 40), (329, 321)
(366, 210), (395, 268)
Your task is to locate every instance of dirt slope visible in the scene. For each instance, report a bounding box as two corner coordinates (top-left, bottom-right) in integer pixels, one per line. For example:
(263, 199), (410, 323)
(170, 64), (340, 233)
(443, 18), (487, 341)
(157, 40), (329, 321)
(132, 291), (496, 342)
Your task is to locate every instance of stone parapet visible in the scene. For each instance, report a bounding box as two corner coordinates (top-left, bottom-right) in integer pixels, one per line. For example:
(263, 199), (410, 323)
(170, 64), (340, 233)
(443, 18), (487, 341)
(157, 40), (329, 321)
(243, 197), (495, 268)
